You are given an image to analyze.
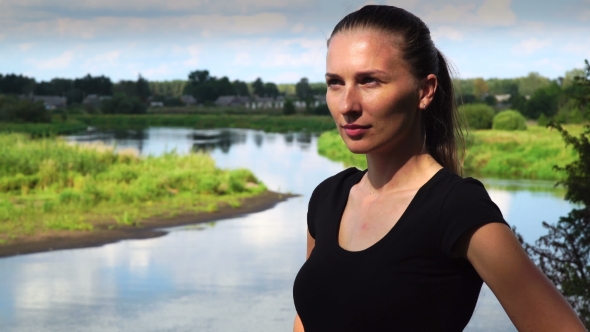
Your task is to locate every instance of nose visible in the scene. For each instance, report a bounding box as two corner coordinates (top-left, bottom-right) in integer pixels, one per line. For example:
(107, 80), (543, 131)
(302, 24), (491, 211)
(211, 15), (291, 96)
(338, 84), (361, 116)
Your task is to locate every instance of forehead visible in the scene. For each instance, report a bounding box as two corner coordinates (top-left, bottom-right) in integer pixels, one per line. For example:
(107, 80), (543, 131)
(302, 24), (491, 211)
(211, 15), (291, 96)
(326, 29), (406, 71)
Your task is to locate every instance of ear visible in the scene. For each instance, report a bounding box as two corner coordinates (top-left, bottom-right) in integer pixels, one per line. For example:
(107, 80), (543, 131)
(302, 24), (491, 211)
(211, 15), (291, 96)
(418, 74), (437, 110)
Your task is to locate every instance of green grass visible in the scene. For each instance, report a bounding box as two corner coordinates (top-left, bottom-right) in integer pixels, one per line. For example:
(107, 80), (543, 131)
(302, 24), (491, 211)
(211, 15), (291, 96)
(0, 133), (267, 243)
(0, 121), (87, 137)
(317, 125), (584, 181)
(75, 114), (335, 133)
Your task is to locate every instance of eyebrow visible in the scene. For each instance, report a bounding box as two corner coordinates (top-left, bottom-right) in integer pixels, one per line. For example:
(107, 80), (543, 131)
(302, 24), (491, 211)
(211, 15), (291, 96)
(325, 70), (388, 79)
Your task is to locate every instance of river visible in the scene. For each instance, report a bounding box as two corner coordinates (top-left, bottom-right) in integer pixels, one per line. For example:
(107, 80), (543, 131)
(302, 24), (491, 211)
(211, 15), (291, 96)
(0, 128), (575, 331)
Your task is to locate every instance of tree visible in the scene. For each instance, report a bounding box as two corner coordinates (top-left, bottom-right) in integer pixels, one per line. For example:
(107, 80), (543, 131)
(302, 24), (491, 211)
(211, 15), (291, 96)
(296, 78), (311, 100)
(101, 94), (146, 114)
(136, 74), (151, 102)
(0, 74), (35, 95)
(473, 78), (489, 99)
(233, 80), (250, 96)
(519, 60), (590, 327)
(283, 99), (295, 115)
(74, 74), (113, 96)
(252, 78), (265, 97)
(523, 82), (561, 119)
(264, 82), (279, 98)
(517, 72), (551, 96)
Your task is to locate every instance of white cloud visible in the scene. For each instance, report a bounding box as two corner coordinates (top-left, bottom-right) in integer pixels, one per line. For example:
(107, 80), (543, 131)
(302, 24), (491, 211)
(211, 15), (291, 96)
(81, 50), (121, 73)
(183, 45), (200, 67)
(0, 0), (314, 15)
(291, 23), (305, 33)
(2, 13), (290, 41)
(533, 59), (564, 72)
(561, 41), (590, 57)
(384, 0), (419, 10)
(422, 0), (516, 27)
(233, 52), (252, 66)
(19, 43), (34, 51)
(431, 26), (463, 42)
(475, 0), (516, 27)
(512, 38), (551, 55)
(29, 51), (74, 70)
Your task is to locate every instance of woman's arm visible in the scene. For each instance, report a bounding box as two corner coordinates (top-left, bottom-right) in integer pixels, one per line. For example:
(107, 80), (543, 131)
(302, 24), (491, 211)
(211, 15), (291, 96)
(293, 230), (316, 332)
(460, 223), (585, 331)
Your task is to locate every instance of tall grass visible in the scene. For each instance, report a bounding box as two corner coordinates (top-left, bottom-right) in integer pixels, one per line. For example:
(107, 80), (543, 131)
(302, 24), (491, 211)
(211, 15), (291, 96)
(317, 125), (583, 181)
(0, 134), (266, 243)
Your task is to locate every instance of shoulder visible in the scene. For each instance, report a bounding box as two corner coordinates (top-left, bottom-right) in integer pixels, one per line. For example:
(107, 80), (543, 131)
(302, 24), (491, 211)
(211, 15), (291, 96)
(311, 167), (364, 199)
(434, 170), (506, 255)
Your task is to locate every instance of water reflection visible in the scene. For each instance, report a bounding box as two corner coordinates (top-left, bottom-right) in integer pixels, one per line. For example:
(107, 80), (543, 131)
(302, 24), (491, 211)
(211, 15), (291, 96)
(0, 128), (576, 332)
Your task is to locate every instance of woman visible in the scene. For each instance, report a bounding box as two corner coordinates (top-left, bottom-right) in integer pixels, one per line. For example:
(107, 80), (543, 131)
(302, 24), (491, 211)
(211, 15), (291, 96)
(292, 5), (585, 331)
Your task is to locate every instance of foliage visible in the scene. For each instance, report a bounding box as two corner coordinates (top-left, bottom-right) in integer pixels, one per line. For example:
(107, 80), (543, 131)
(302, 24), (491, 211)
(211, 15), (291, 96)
(74, 74), (113, 96)
(0, 74), (35, 95)
(283, 99), (296, 115)
(296, 78), (311, 100)
(518, 60), (590, 327)
(101, 94), (147, 114)
(537, 113), (550, 126)
(524, 82), (561, 119)
(520, 123), (590, 327)
(0, 95), (51, 123)
(184, 70), (235, 103)
(492, 110), (527, 131)
(459, 104), (495, 129)
(311, 104), (331, 116)
(113, 75), (151, 102)
(148, 80), (187, 98)
(473, 78), (489, 99)
(0, 121), (87, 137)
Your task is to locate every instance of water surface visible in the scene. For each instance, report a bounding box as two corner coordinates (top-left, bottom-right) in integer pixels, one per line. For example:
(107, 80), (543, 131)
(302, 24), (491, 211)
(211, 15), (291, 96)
(0, 128), (575, 331)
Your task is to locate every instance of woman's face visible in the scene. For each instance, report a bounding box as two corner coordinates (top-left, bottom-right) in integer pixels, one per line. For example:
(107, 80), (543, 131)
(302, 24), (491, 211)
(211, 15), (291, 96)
(326, 29), (427, 156)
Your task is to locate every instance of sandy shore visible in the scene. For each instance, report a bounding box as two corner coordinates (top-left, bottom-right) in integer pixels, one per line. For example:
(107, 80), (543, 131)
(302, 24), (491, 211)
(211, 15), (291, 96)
(0, 191), (297, 258)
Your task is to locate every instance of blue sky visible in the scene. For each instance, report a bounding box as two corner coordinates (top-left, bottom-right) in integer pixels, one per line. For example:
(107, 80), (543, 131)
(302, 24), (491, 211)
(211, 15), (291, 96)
(1, 0), (589, 83)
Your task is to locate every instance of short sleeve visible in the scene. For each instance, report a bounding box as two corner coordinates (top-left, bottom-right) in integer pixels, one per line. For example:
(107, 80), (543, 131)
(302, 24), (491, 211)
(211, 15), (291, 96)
(307, 185), (321, 239)
(439, 178), (507, 256)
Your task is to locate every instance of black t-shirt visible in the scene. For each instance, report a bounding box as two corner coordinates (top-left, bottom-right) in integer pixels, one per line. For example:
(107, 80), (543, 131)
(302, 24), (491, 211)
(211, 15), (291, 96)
(293, 167), (507, 331)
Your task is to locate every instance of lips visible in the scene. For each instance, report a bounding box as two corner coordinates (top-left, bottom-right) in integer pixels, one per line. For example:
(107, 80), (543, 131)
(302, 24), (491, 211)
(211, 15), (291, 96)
(342, 124), (371, 137)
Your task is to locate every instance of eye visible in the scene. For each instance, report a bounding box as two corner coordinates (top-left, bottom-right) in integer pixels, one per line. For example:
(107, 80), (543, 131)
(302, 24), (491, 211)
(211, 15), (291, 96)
(326, 78), (343, 87)
(360, 77), (378, 85)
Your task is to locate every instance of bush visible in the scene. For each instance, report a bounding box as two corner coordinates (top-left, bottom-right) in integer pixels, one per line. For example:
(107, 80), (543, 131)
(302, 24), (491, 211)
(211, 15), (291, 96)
(283, 100), (295, 115)
(459, 104), (495, 129)
(492, 110), (527, 131)
(0, 95), (51, 123)
(537, 113), (550, 126)
(311, 104), (330, 116)
(101, 94), (147, 114)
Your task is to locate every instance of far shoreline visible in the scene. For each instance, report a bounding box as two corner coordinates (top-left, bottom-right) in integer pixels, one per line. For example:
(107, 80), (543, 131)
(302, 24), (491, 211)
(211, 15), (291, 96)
(0, 191), (297, 259)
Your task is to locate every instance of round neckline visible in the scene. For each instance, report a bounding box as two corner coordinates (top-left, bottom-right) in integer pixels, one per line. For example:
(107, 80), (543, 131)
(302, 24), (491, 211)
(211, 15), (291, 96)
(330, 168), (446, 258)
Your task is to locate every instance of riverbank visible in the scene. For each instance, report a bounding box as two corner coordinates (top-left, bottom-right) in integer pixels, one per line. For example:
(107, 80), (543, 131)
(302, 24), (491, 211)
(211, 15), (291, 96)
(317, 125), (584, 181)
(0, 133), (293, 255)
(0, 190), (295, 258)
(75, 114), (334, 133)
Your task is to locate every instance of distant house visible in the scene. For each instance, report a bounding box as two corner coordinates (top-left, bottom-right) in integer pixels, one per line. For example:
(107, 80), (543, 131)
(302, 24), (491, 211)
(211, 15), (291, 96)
(246, 96), (285, 109)
(21, 95), (67, 110)
(150, 101), (164, 107)
(82, 94), (111, 108)
(494, 94), (511, 103)
(180, 95), (197, 106)
(214, 95), (250, 107)
(312, 94), (327, 107)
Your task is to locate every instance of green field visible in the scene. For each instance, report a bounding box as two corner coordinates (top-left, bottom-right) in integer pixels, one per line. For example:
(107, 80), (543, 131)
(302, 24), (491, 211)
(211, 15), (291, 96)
(0, 133), (267, 244)
(317, 125), (584, 181)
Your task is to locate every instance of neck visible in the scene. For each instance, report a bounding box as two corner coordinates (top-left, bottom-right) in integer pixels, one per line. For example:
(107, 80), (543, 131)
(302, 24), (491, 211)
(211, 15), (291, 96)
(364, 139), (441, 194)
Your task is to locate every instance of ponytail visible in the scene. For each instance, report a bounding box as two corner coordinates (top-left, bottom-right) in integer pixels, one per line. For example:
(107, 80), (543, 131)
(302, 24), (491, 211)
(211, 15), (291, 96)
(422, 50), (464, 175)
